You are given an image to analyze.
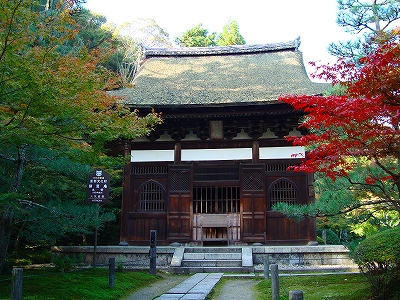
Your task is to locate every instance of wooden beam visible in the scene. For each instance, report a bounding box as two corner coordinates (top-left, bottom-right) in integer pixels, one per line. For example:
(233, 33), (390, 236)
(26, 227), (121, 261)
(174, 143), (181, 164)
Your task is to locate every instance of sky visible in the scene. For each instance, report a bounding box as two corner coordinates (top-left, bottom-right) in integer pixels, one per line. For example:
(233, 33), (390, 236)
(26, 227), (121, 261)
(83, 0), (353, 76)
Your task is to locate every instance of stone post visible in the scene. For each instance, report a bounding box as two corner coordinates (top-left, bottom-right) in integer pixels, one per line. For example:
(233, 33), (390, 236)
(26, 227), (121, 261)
(11, 268), (23, 300)
(289, 290), (304, 300)
(149, 230), (157, 275)
(109, 257), (115, 287)
(264, 256), (270, 279)
(271, 264), (279, 300)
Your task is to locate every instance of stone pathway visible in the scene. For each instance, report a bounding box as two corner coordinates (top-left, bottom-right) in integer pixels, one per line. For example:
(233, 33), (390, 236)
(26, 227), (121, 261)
(155, 273), (223, 300)
(125, 274), (189, 300)
(126, 273), (260, 300)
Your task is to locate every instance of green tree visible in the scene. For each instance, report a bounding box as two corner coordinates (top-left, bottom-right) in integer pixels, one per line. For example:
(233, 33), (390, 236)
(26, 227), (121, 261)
(72, 8), (114, 51)
(0, 0), (161, 273)
(216, 19), (246, 46)
(116, 18), (172, 48)
(175, 23), (217, 47)
(113, 18), (172, 84)
(329, 0), (400, 62)
(37, 0), (86, 11)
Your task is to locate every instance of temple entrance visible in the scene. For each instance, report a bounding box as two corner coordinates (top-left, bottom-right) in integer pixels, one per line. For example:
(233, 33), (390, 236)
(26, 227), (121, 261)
(192, 213), (240, 245)
(192, 185), (241, 244)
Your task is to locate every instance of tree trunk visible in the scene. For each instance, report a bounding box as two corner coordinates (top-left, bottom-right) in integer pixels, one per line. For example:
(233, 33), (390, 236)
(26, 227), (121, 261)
(0, 207), (13, 274)
(0, 146), (26, 274)
(45, 0), (53, 10)
(10, 146), (26, 194)
(372, 0), (381, 32)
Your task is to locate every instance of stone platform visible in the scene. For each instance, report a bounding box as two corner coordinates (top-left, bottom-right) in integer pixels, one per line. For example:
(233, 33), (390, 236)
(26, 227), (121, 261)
(52, 244), (359, 273)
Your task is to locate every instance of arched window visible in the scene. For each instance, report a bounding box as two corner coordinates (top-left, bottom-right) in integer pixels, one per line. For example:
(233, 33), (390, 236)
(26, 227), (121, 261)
(137, 180), (166, 212)
(268, 178), (298, 210)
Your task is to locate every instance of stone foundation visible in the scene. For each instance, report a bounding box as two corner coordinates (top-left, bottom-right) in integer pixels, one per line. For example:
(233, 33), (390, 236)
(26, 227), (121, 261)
(52, 244), (359, 272)
(52, 246), (175, 269)
(252, 245), (359, 272)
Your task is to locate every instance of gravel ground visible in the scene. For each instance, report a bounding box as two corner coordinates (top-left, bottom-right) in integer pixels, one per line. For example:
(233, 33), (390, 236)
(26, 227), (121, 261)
(213, 279), (260, 300)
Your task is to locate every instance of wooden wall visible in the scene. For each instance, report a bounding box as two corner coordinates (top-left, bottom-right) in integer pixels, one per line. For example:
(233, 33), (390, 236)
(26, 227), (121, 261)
(121, 160), (316, 245)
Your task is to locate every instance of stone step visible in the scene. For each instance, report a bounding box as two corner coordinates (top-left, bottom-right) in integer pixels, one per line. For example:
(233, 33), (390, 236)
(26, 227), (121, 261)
(183, 252), (242, 260)
(184, 247), (242, 253)
(171, 266), (254, 274)
(181, 259), (242, 267)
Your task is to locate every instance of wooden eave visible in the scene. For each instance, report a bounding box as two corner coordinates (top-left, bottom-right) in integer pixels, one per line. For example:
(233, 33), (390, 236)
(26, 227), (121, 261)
(134, 101), (304, 119)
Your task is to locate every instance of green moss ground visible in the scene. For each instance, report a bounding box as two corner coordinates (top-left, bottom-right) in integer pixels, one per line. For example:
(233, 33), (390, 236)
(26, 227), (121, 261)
(0, 268), (160, 300)
(255, 273), (370, 300)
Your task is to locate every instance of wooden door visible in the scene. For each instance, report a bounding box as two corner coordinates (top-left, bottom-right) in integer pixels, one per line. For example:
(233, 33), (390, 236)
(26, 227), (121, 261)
(128, 176), (168, 244)
(240, 163), (266, 243)
(265, 172), (312, 242)
(168, 164), (192, 242)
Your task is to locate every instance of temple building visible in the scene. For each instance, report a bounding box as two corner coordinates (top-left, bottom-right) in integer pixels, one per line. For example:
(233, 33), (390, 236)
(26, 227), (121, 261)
(110, 39), (329, 246)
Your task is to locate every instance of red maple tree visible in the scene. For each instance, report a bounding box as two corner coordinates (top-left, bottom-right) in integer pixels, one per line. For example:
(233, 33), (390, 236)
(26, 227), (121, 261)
(279, 32), (400, 212)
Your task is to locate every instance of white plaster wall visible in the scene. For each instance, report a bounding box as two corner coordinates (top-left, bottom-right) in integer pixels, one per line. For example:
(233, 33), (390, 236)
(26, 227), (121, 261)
(130, 146), (305, 162)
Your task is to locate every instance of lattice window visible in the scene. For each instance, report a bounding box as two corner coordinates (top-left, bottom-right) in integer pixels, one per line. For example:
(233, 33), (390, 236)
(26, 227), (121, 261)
(265, 162), (300, 172)
(193, 186), (240, 213)
(170, 170), (190, 192)
(194, 165), (239, 182)
(268, 178), (298, 210)
(242, 170), (263, 191)
(137, 180), (165, 212)
(132, 166), (168, 175)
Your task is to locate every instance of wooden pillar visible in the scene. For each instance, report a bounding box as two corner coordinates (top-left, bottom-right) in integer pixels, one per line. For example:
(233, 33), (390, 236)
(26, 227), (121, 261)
(252, 140), (259, 163)
(120, 140), (131, 243)
(307, 173), (317, 241)
(174, 143), (181, 164)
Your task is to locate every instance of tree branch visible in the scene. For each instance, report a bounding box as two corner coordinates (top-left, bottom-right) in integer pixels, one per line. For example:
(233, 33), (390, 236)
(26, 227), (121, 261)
(0, 0), (23, 62)
(307, 198), (398, 218)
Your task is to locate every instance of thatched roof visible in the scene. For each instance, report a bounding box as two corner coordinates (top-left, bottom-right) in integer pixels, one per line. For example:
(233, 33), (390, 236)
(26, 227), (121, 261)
(111, 39), (329, 108)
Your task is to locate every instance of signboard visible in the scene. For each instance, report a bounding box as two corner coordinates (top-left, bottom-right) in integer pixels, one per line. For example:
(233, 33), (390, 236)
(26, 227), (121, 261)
(86, 169), (110, 203)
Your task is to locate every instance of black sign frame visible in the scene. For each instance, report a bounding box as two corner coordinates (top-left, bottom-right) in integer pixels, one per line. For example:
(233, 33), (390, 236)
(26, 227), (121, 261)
(86, 169), (110, 204)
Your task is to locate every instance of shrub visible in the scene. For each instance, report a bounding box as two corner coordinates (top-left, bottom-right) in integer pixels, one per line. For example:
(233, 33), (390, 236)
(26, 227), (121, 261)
(116, 257), (125, 272)
(317, 236), (325, 244)
(52, 254), (82, 272)
(354, 226), (400, 299)
(317, 229), (341, 245)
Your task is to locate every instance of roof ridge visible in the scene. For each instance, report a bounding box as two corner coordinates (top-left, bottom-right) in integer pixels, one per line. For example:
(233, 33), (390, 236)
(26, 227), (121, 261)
(143, 38), (300, 57)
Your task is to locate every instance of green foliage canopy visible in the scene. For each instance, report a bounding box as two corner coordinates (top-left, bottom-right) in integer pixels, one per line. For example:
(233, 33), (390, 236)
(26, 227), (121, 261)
(329, 0), (400, 62)
(216, 19), (246, 46)
(175, 20), (246, 47)
(175, 23), (217, 47)
(0, 0), (161, 273)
